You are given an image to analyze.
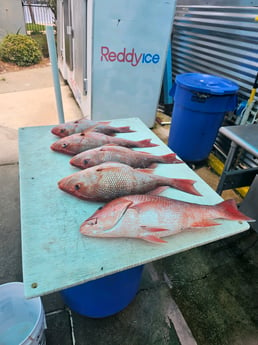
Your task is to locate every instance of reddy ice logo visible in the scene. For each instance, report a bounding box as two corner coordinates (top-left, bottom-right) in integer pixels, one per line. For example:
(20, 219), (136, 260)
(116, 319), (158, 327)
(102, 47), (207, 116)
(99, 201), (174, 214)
(100, 46), (160, 67)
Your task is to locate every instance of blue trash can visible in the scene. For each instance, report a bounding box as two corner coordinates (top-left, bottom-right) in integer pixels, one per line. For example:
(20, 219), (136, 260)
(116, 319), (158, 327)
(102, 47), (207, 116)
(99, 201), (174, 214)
(168, 73), (239, 162)
(60, 265), (144, 318)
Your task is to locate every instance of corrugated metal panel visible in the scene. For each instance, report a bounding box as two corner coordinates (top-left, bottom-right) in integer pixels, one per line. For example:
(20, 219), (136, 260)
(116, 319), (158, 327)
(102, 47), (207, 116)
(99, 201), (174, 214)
(171, 4), (258, 170)
(172, 5), (258, 117)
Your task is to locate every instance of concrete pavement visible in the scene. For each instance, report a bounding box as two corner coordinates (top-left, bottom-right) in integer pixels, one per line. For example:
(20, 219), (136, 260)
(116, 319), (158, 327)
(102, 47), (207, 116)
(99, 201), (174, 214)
(0, 66), (257, 345)
(0, 65), (81, 165)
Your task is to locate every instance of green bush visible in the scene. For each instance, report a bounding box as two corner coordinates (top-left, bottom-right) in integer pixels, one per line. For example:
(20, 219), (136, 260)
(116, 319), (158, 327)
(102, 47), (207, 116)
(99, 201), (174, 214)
(0, 34), (42, 66)
(31, 33), (49, 58)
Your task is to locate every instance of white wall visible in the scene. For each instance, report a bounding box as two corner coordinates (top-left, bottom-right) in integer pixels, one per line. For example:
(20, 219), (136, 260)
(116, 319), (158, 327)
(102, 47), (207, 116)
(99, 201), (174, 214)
(0, 0), (26, 39)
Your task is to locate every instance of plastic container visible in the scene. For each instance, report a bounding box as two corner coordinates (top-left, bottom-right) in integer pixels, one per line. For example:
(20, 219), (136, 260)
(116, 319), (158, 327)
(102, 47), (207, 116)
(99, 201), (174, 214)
(60, 265), (144, 318)
(0, 282), (46, 345)
(168, 73), (239, 162)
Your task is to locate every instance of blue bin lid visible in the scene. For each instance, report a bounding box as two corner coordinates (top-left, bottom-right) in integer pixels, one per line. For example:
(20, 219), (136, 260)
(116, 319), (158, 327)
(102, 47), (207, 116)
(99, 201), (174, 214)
(175, 73), (239, 95)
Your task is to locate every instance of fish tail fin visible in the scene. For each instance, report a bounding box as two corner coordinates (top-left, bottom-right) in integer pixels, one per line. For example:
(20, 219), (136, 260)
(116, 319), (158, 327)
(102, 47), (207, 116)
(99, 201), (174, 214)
(216, 199), (255, 222)
(169, 178), (202, 196)
(116, 126), (136, 133)
(135, 139), (159, 148)
(160, 153), (183, 164)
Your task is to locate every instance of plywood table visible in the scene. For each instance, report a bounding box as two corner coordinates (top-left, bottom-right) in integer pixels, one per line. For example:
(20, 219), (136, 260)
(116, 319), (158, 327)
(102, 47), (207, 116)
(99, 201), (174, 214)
(19, 117), (250, 298)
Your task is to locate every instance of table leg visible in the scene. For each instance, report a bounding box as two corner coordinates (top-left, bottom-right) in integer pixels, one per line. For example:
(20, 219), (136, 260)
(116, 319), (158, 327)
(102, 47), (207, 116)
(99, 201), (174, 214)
(216, 141), (238, 195)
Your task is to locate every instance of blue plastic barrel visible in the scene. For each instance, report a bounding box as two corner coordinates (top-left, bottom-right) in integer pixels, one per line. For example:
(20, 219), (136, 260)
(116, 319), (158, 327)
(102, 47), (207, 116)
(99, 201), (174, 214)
(60, 265), (144, 318)
(168, 73), (239, 162)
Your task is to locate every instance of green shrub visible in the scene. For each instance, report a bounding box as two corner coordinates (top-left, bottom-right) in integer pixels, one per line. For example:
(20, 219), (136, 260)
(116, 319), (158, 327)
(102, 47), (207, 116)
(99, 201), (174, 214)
(26, 23), (45, 33)
(31, 33), (49, 58)
(0, 34), (42, 66)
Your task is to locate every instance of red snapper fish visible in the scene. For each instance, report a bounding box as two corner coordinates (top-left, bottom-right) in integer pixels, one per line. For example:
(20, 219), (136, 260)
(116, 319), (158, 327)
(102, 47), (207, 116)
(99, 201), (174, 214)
(51, 118), (135, 137)
(70, 144), (183, 169)
(51, 130), (158, 155)
(58, 162), (201, 201)
(80, 194), (254, 243)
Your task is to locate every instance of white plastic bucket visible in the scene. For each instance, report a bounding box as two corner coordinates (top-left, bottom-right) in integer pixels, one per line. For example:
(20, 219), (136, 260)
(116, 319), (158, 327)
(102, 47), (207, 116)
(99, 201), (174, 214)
(0, 282), (47, 345)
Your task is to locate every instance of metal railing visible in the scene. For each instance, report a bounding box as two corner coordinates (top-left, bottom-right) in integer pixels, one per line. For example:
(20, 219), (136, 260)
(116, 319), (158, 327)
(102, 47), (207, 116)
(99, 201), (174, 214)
(22, 1), (55, 32)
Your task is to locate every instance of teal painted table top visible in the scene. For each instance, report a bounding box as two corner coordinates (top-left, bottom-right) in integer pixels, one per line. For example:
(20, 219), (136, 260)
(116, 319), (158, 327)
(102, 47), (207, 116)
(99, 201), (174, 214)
(19, 117), (250, 298)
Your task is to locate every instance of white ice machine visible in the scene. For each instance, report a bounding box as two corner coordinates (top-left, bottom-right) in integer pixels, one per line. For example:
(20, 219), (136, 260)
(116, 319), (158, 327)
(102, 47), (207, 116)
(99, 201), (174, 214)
(57, 0), (177, 127)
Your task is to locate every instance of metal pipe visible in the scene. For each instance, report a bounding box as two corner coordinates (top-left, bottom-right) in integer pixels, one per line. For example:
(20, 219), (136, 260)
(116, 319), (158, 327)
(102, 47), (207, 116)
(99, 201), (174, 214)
(46, 25), (65, 124)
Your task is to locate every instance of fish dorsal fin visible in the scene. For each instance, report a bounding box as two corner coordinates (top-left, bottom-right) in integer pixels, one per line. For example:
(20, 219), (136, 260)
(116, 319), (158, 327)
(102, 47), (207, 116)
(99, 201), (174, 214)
(136, 168), (155, 174)
(95, 163), (123, 172)
(99, 144), (126, 152)
(135, 150), (151, 155)
(98, 121), (110, 125)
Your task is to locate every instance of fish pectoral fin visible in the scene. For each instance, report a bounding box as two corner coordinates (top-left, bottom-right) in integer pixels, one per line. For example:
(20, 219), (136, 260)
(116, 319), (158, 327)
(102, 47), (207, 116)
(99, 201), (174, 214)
(190, 219), (221, 227)
(140, 235), (167, 244)
(95, 166), (117, 172)
(140, 226), (169, 232)
(81, 124), (100, 134)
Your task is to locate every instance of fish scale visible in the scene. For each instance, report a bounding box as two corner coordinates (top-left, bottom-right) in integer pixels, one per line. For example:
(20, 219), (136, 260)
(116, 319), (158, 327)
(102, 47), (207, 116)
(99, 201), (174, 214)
(51, 131), (158, 155)
(80, 195), (254, 243)
(70, 145), (182, 169)
(58, 162), (202, 201)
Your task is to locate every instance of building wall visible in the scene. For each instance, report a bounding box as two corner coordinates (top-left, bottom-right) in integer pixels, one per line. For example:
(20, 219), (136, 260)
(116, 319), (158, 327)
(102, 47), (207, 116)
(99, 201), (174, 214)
(0, 0), (26, 39)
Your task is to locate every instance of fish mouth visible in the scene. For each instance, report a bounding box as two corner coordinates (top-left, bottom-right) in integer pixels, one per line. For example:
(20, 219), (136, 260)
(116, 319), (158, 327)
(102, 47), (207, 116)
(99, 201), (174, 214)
(51, 142), (74, 155)
(69, 158), (78, 167)
(51, 127), (68, 137)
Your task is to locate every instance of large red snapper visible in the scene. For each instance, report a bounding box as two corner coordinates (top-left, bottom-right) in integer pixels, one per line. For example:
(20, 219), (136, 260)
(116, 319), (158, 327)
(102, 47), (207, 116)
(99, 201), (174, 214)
(51, 131), (158, 155)
(58, 162), (201, 201)
(51, 118), (135, 137)
(70, 145), (183, 169)
(80, 194), (254, 243)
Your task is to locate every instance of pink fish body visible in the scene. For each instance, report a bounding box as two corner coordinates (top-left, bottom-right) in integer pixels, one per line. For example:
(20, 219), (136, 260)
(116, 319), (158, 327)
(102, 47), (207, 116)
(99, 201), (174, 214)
(70, 144), (183, 169)
(51, 131), (158, 155)
(58, 162), (201, 201)
(51, 118), (135, 137)
(80, 194), (254, 243)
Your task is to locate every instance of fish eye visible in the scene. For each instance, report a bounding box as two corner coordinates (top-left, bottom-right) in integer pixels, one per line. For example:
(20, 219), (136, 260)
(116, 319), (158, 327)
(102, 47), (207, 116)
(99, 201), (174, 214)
(80, 133), (85, 136)
(98, 206), (103, 210)
(60, 129), (65, 133)
(75, 184), (80, 190)
(83, 159), (88, 165)
(62, 143), (68, 148)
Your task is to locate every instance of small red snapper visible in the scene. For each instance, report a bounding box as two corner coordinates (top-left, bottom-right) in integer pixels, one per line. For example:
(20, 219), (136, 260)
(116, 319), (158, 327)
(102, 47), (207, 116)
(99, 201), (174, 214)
(70, 145), (183, 169)
(51, 118), (135, 137)
(58, 162), (201, 201)
(51, 131), (158, 155)
(80, 195), (254, 243)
